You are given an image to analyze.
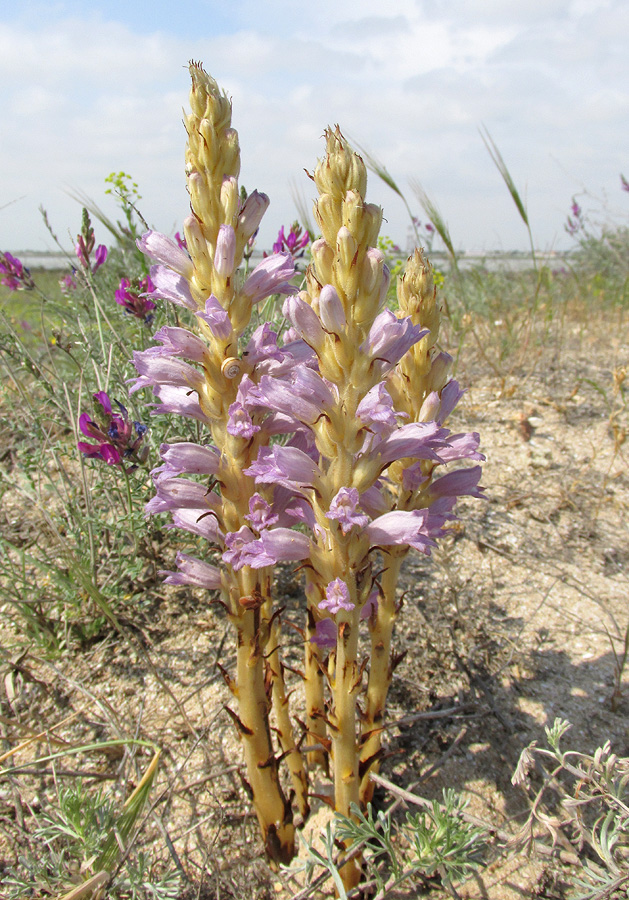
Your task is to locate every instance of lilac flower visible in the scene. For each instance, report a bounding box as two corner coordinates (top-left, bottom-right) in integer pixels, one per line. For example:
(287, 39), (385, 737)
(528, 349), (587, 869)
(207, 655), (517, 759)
(146, 326), (209, 363)
(149, 384), (210, 422)
(174, 231), (188, 251)
(363, 309), (428, 372)
(129, 352), (206, 396)
(152, 441), (220, 481)
(428, 465), (484, 500)
(366, 509), (443, 554)
(227, 376), (263, 438)
(319, 578), (355, 614)
(255, 367), (335, 425)
(195, 295), (233, 340)
(438, 431), (484, 463)
(115, 275), (156, 323)
(144, 478), (222, 516)
(170, 507), (223, 543)
(147, 265), (197, 310)
(0, 252), (34, 291)
(137, 231), (194, 280)
(241, 252), (296, 303)
(245, 494), (280, 531)
(283, 294), (326, 351)
(214, 224), (236, 276)
(223, 526), (274, 569)
(160, 551), (221, 589)
(245, 444), (321, 495)
(238, 190), (270, 242)
(326, 488), (369, 534)
(357, 382), (402, 433)
(319, 285), (346, 334)
(258, 527), (311, 563)
(78, 391), (148, 470)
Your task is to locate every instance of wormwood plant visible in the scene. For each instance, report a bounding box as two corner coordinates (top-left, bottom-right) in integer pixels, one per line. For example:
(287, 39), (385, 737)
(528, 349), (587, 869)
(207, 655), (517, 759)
(132, 61), (483, 892)
(294, 793), (484, 899)
(511, 719), (629, 900)
(2, 749), (173, 899)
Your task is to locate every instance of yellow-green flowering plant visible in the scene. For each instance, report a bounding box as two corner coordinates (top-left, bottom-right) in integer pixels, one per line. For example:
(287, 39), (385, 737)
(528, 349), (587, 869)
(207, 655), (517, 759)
(135, 63), (483, 889)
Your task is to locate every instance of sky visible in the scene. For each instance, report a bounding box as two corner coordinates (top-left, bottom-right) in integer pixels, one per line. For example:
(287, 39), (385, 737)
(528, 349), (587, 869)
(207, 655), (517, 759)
(1, 0), (628, 256)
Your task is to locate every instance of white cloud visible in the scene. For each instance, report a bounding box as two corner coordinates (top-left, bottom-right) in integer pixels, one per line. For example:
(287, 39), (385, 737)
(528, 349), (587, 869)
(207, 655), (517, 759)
(1, 2), (628, 257)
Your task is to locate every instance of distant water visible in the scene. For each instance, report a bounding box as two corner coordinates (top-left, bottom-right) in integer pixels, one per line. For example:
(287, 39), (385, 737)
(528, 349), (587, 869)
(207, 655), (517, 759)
(15, 250), (570, 273)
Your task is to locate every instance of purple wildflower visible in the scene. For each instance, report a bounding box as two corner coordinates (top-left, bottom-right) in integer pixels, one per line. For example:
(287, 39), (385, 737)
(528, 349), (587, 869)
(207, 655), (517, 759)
(241, 252), (296, 304)
(0, 252), (34, 291)
(78, 391), (148, 470)
(319, 578), (355, 614)
(267, 222), (310, 262)
(326, 488), (369, 534)
(59, 271), (77, 294)
(115, 275), (156, 324)
(160, 552), (221, 590)
(76, 235), (107, 272)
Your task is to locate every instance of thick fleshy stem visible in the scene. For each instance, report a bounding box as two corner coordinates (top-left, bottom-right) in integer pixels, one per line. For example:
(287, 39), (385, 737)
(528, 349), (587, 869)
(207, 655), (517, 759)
(227, 567), (294, 864)
(359, 551), (404, 805)
(304, 608), (329, 771)
(266, 613), (310, 821)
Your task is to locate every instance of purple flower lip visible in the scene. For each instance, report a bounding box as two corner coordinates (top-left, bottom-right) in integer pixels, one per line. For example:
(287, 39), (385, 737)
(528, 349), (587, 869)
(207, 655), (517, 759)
(319, 578), (354, 614)
(326, 487), (368, 534)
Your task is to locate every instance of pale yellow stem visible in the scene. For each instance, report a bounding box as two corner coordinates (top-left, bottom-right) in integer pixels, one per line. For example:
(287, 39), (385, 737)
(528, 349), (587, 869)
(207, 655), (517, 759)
(359, 552), (406, 806)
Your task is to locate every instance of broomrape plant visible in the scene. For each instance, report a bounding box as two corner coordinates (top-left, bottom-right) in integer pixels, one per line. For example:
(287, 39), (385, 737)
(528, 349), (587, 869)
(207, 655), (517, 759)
(135, 61), (483, 889)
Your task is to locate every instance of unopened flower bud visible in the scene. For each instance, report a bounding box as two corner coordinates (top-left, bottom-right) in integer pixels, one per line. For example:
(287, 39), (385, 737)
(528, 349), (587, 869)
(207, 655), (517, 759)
(311, 238), (334, 285)
(319, 285), (346, 333)
(214, 224), (236, 276)
(220, 176), (239, 223)
(336, 226), (358, 271)
(425, 351), (453, 394)
(237, 190), (270, 241)
(183, 215), (210, 268)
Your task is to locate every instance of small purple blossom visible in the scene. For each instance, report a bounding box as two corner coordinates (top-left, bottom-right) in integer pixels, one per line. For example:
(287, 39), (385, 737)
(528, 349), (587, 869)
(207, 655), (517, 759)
(78, 391), (148, 470)
(362, 309), (428, 373)
(76, 236), (107, 272)
(267, 222), (310, 262)
(565, 198), (585, 237)
(115, 275), (156, 323)
(59, 271), (77, 293)
(245, 493), (280, 531)
(241, 252), (296, 304)
(319, 578), (355, 614)
(326, 488), (369, 534)
(0, 252), (34, 291)
(137, 230), (194, 280)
